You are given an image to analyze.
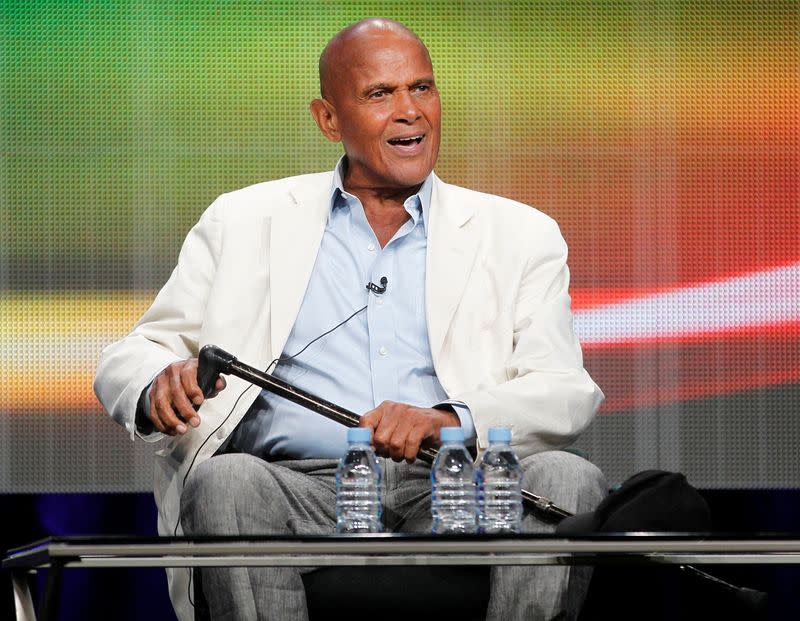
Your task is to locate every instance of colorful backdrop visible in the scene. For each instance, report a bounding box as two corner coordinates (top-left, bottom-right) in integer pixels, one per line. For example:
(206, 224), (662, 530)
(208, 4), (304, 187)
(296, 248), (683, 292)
(1, 1), (798, 491)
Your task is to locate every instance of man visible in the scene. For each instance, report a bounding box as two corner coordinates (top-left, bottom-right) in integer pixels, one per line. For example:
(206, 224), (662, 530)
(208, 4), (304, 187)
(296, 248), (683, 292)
(94, 18), (606, 621)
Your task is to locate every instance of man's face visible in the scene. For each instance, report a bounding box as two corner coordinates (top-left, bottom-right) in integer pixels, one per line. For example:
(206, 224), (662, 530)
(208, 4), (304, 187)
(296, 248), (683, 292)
(320, 33), (441, 192)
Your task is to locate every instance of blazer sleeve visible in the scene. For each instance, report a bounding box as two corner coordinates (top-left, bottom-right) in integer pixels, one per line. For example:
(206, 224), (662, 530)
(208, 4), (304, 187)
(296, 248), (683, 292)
(456, 216), (603, 459)
(93, 196), (224, 441)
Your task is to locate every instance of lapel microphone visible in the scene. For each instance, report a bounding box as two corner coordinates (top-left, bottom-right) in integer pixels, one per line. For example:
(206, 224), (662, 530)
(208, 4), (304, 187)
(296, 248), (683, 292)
(366, 276), (388, 294)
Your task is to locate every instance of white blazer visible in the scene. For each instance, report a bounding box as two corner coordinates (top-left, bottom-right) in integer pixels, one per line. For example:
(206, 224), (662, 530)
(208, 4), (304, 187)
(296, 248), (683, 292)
(94, 171), (603, 620)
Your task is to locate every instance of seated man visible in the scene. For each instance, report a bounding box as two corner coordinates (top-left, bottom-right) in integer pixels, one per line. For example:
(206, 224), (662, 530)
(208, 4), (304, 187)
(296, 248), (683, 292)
(94, 17), (606, 621)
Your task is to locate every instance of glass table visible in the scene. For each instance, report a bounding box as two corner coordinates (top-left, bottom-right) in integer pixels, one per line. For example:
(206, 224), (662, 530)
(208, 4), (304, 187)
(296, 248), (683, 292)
(6, 533), (800, 621)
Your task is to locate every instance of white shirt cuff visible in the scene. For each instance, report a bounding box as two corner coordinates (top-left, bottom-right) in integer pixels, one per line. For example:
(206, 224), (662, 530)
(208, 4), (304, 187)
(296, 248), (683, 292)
(435, 399), (476, 444)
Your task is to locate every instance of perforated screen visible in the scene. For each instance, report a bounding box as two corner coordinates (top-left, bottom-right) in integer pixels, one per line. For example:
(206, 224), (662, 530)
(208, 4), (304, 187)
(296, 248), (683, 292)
(1, 1), (797, 491)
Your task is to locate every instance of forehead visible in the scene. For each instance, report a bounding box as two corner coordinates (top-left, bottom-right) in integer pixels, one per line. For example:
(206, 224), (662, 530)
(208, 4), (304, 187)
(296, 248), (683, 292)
(336, 33), (434, 88)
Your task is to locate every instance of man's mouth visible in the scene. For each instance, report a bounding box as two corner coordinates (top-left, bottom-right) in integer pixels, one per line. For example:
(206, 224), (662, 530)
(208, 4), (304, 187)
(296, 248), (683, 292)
(387, 134), (425, 147)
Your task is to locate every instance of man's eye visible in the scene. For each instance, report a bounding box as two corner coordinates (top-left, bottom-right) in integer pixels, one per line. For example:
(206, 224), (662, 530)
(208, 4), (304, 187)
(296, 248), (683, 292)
(415, 85), (429, 92)
(370, 90), (386, 99)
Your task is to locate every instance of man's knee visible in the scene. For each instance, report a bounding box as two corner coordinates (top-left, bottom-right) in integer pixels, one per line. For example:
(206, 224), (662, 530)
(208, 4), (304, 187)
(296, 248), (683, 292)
(181, 454), (287, 535)
(519, 450), (607, 514)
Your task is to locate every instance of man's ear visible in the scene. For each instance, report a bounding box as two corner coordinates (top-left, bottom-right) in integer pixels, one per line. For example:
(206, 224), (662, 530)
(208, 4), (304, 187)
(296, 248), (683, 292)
(309, 98), (341, 142)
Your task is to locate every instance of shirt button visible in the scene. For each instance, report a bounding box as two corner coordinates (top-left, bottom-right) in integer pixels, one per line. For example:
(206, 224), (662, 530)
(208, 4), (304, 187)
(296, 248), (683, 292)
(376, 298), (384, 306)
(378, 346), (388, 356)
(367, 243), (376, 252)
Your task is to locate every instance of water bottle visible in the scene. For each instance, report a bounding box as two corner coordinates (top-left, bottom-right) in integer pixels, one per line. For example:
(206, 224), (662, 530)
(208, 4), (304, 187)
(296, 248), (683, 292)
(477, 427), (523, 533)
(335, 427), (383, 533)
(431, 426), (477, 534)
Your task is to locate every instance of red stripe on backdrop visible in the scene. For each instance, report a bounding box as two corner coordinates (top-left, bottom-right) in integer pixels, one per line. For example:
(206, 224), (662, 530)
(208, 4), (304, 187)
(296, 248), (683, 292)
(585, 328), (800, 413)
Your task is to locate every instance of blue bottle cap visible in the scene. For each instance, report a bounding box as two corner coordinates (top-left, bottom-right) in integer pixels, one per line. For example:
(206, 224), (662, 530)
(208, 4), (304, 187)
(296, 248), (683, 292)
(439, 426), (465, 443)
(347, 427), (372, 443)
(487, 427), (512, 443)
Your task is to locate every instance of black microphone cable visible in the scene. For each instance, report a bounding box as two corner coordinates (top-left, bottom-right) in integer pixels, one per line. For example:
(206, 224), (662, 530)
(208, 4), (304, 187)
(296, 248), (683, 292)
(264, 275), (387, 372)
(265, 303), (367, 373)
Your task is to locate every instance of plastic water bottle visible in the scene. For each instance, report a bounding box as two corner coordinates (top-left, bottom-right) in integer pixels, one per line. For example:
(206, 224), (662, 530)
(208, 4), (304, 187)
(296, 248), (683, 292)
(431, 427), (477, 534)
(477, 427), (523, 533)
(335, 427), (383, 533)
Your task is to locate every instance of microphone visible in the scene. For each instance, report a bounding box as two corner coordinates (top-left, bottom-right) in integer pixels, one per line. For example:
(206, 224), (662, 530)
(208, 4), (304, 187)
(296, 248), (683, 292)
(366, 276), (388, 294)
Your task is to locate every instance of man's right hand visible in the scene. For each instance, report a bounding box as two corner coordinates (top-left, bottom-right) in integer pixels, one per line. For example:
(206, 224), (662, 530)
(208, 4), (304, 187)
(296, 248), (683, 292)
(148, 358), (226, 436)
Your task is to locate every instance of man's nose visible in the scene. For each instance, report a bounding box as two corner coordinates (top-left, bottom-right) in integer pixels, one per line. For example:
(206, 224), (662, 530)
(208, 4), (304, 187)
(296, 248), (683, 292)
(393, 89), (422, 122)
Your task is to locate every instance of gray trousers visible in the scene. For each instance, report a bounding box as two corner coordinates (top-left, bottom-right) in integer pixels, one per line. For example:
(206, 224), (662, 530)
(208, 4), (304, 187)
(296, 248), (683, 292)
(181, 451), (607, 621)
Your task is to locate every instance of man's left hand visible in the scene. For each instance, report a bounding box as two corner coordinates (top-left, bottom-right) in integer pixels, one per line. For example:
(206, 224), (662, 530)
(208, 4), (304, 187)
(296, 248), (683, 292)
(359, 401), (460, 463)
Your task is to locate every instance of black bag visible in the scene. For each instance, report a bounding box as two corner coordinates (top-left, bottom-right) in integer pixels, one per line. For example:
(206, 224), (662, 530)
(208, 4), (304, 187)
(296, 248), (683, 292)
(557, 469), (712, 534)
(556, 470), (769, 621)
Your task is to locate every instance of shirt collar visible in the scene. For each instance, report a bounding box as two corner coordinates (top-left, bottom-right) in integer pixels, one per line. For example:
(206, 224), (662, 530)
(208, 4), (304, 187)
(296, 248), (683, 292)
(329, 156), (433, 234)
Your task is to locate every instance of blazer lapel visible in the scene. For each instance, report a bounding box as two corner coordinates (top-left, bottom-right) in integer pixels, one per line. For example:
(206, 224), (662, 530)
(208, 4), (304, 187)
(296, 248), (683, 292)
(426, 175), (480, 365)
(269, 177), (331, 361)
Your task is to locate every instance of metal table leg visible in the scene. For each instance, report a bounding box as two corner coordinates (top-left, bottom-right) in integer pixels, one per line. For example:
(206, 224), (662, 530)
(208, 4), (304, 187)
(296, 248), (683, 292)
(39, 562), (62, 621)
(11, 569), (37, 621)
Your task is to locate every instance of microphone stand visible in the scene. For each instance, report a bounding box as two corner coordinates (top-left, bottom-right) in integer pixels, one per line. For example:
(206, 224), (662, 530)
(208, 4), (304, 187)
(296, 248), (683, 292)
(197, 344), (573, 522)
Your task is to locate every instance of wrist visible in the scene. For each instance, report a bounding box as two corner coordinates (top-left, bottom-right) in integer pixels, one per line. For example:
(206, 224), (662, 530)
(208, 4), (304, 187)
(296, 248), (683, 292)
(431, 404), (460, 427)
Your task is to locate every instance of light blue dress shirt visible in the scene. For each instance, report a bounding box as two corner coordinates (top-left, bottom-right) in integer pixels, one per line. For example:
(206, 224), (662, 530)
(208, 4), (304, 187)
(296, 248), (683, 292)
(225, 160), (475, 459)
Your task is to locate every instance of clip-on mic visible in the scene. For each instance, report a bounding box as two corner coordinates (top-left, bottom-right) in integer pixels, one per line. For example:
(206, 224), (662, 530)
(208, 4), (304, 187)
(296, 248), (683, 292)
(366, 276), (388, 294)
